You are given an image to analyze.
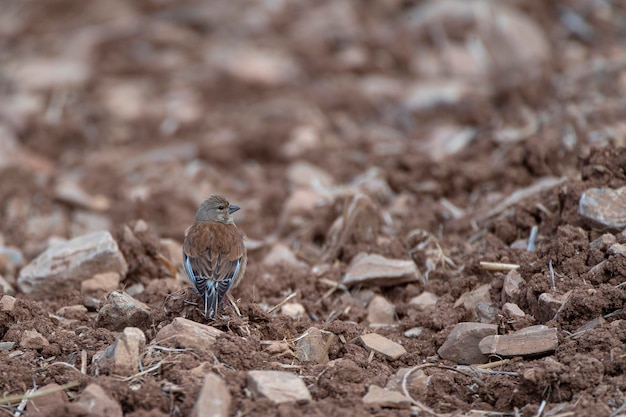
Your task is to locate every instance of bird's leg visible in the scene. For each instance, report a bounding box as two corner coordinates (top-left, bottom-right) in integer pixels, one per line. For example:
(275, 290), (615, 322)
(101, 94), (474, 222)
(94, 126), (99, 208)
(226, 293), (242, 317)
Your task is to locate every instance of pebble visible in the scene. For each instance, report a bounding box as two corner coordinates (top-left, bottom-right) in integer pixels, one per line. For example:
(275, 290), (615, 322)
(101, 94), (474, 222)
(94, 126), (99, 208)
(20, 329), (49, 349)
(281, 302), (306, 320)
(17, 231), (128, 298)
(479, 326), (558, 357)
(343, 253), (420, 287)
(409, 291), (438, 310)
(247, 370), (312, 404)
(579, 186), (626, 229)
(502, 270), (524, 301)
(503, 302), (526, 318)
(538, 291), (571, 321)
(590, 234), (617, 251)
(367, 295), (396, 326)
(93, 327), (146, 376)
(359, 333), (407, 360)
(81, 272), (121, 298)
(362, 385), (411, 409)
(56, 304), (88, 319)
(403, 327), (423, 338)
(95, 291), (151, 331)
(74, 384), (122, 417)
(54, 173), (110, 212)
(0, 342), (15, 351)
(153, 317), (224, 353)
(476, 302), (499, 324)
(192, 373), (231, 417)
(262, 243), (308, 269)
(437, 322), (497, 365)
(454, 284), (491, 319)
(0, 294), (16, 312)
(609, 243), (626, 257)
(296, 327), (329, 363)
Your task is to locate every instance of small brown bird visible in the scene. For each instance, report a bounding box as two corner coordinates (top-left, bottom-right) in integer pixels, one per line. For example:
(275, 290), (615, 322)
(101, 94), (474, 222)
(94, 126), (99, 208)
(183, 194), (247, 319)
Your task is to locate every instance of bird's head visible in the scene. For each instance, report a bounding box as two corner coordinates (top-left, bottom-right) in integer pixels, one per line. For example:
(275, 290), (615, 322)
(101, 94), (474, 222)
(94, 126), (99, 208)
(195, 194), (240, 224)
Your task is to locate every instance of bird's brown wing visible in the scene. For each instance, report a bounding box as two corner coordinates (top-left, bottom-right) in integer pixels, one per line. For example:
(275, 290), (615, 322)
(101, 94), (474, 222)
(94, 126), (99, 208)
(183, 222), (245, 318)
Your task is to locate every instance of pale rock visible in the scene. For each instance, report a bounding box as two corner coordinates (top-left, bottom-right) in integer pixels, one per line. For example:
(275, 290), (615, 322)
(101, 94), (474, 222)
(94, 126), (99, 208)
(153, 317), (223, 353)
(11, 56), (91, 90)
(343, 253), (420, 287)
(20, 329), (49, 349)
(0, 276), (15, 295)
(362, 385), (411, 409)
(502, 270), (524, 301)
(359, 333), (406, 360)
(55, 174), (110, 212)
(281, 302), (306, 320)
(479, 326), (557, 357)
(192, 373), (231, 417)
(125, 283), (145, 297)
(0, 342), (15, 350)
(93, 327), (146, 376)
(476, 302), (499, 324)
(95, 291), (150, 331)
(590, 234), (616, 252)
(56, 304), (87, 319)
(74, 384), (122, 417)
(409, 292), (438, 310)
(609, 243), (626, 257)
(385, 367), (430, 397)
(437, 322), (497, 365)
(367, 295), (396, 326)
(538, 291), (571, 321)
(296, 327), (329, 363)
(247, 371), (312, 404)
(160, 238), (183, 266)
(81, 272), (121, 298)
(27, 383), (68, 417)
(283, 125), (321, 159)
(503, 302), (526, 318)
(403, 327), (423, 338)
(0, 294), (16, 311)
(17, 231), (128, 298)
(417, 124), (476, 162)
(25, 210), (68, 248)
(454, 284), (491, 319)
(262, 243), (307, 269)
(283, 189), (329, 223)
(351, 167), (393, 203)
(352, 288), (375, 307)
(579, 187), (626, 229)
(207, 44), (301, 87)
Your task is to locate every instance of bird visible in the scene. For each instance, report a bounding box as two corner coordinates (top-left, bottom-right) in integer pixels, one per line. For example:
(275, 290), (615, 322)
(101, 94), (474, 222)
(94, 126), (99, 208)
(182, 194), (247, 319)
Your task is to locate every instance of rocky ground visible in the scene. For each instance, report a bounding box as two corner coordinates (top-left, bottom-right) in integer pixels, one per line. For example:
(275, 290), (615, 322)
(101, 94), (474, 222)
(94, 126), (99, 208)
(2, 0), (626, 416)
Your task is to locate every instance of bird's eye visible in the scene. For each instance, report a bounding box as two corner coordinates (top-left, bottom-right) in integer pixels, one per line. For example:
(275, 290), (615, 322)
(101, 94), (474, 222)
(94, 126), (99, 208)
(218, 205), (225, 210)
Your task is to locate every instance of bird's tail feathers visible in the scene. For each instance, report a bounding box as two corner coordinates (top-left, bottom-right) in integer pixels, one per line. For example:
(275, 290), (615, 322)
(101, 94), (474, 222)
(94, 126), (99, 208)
(204, 284), (220, 319)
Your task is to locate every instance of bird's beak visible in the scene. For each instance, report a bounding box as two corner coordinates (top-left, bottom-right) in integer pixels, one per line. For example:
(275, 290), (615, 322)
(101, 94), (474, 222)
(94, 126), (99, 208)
(229, 205), (240, 214)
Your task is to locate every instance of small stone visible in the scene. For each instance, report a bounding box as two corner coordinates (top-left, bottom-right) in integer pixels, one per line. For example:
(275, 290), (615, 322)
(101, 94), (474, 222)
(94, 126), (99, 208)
(579, 186), (626, 229)
(503, 302), (526, 318)
(262, 243), (307, 269)
(153, 317), (224, 353)
(359, 333), (407, 360)
(247, 371), (312, 404)
(0, 294), (16, 311)
(17, 231), (128, 298)
(590, 234), (617, 251)
(55, 174), (110, 212)
(409, 292), (438, 310)
(386, 368), (430, 398)
(403, 327), (423, 338)
(362, 385), (411, 409)
(81, 272), (121, 298)
(437, 322), (497, 365)
(95, 291), (150, 331)
(296, 327), (329, 363)
(479, 327), (558, 357)
(343, 253), (420, 287)
(74, 384), (122, 417)
(476, 302), (499, 324)
(502, 270), (524, 301)
(286, 161), (335, 191)
(281, 302), (306, 320)
(609, 243), (626, 257)
(20, 329), (49, 349)
(56, 304), (88, 319)
(0, 342), (15, 350)
(367, 295), (396, 326)
(454, 284), (491, 319)
(192, 373), (231, 417)
(93, 327), (146, 376)
(538, 291), (571, 321)
(27, 383), (68, 417)
(70, 211), (113, 237)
